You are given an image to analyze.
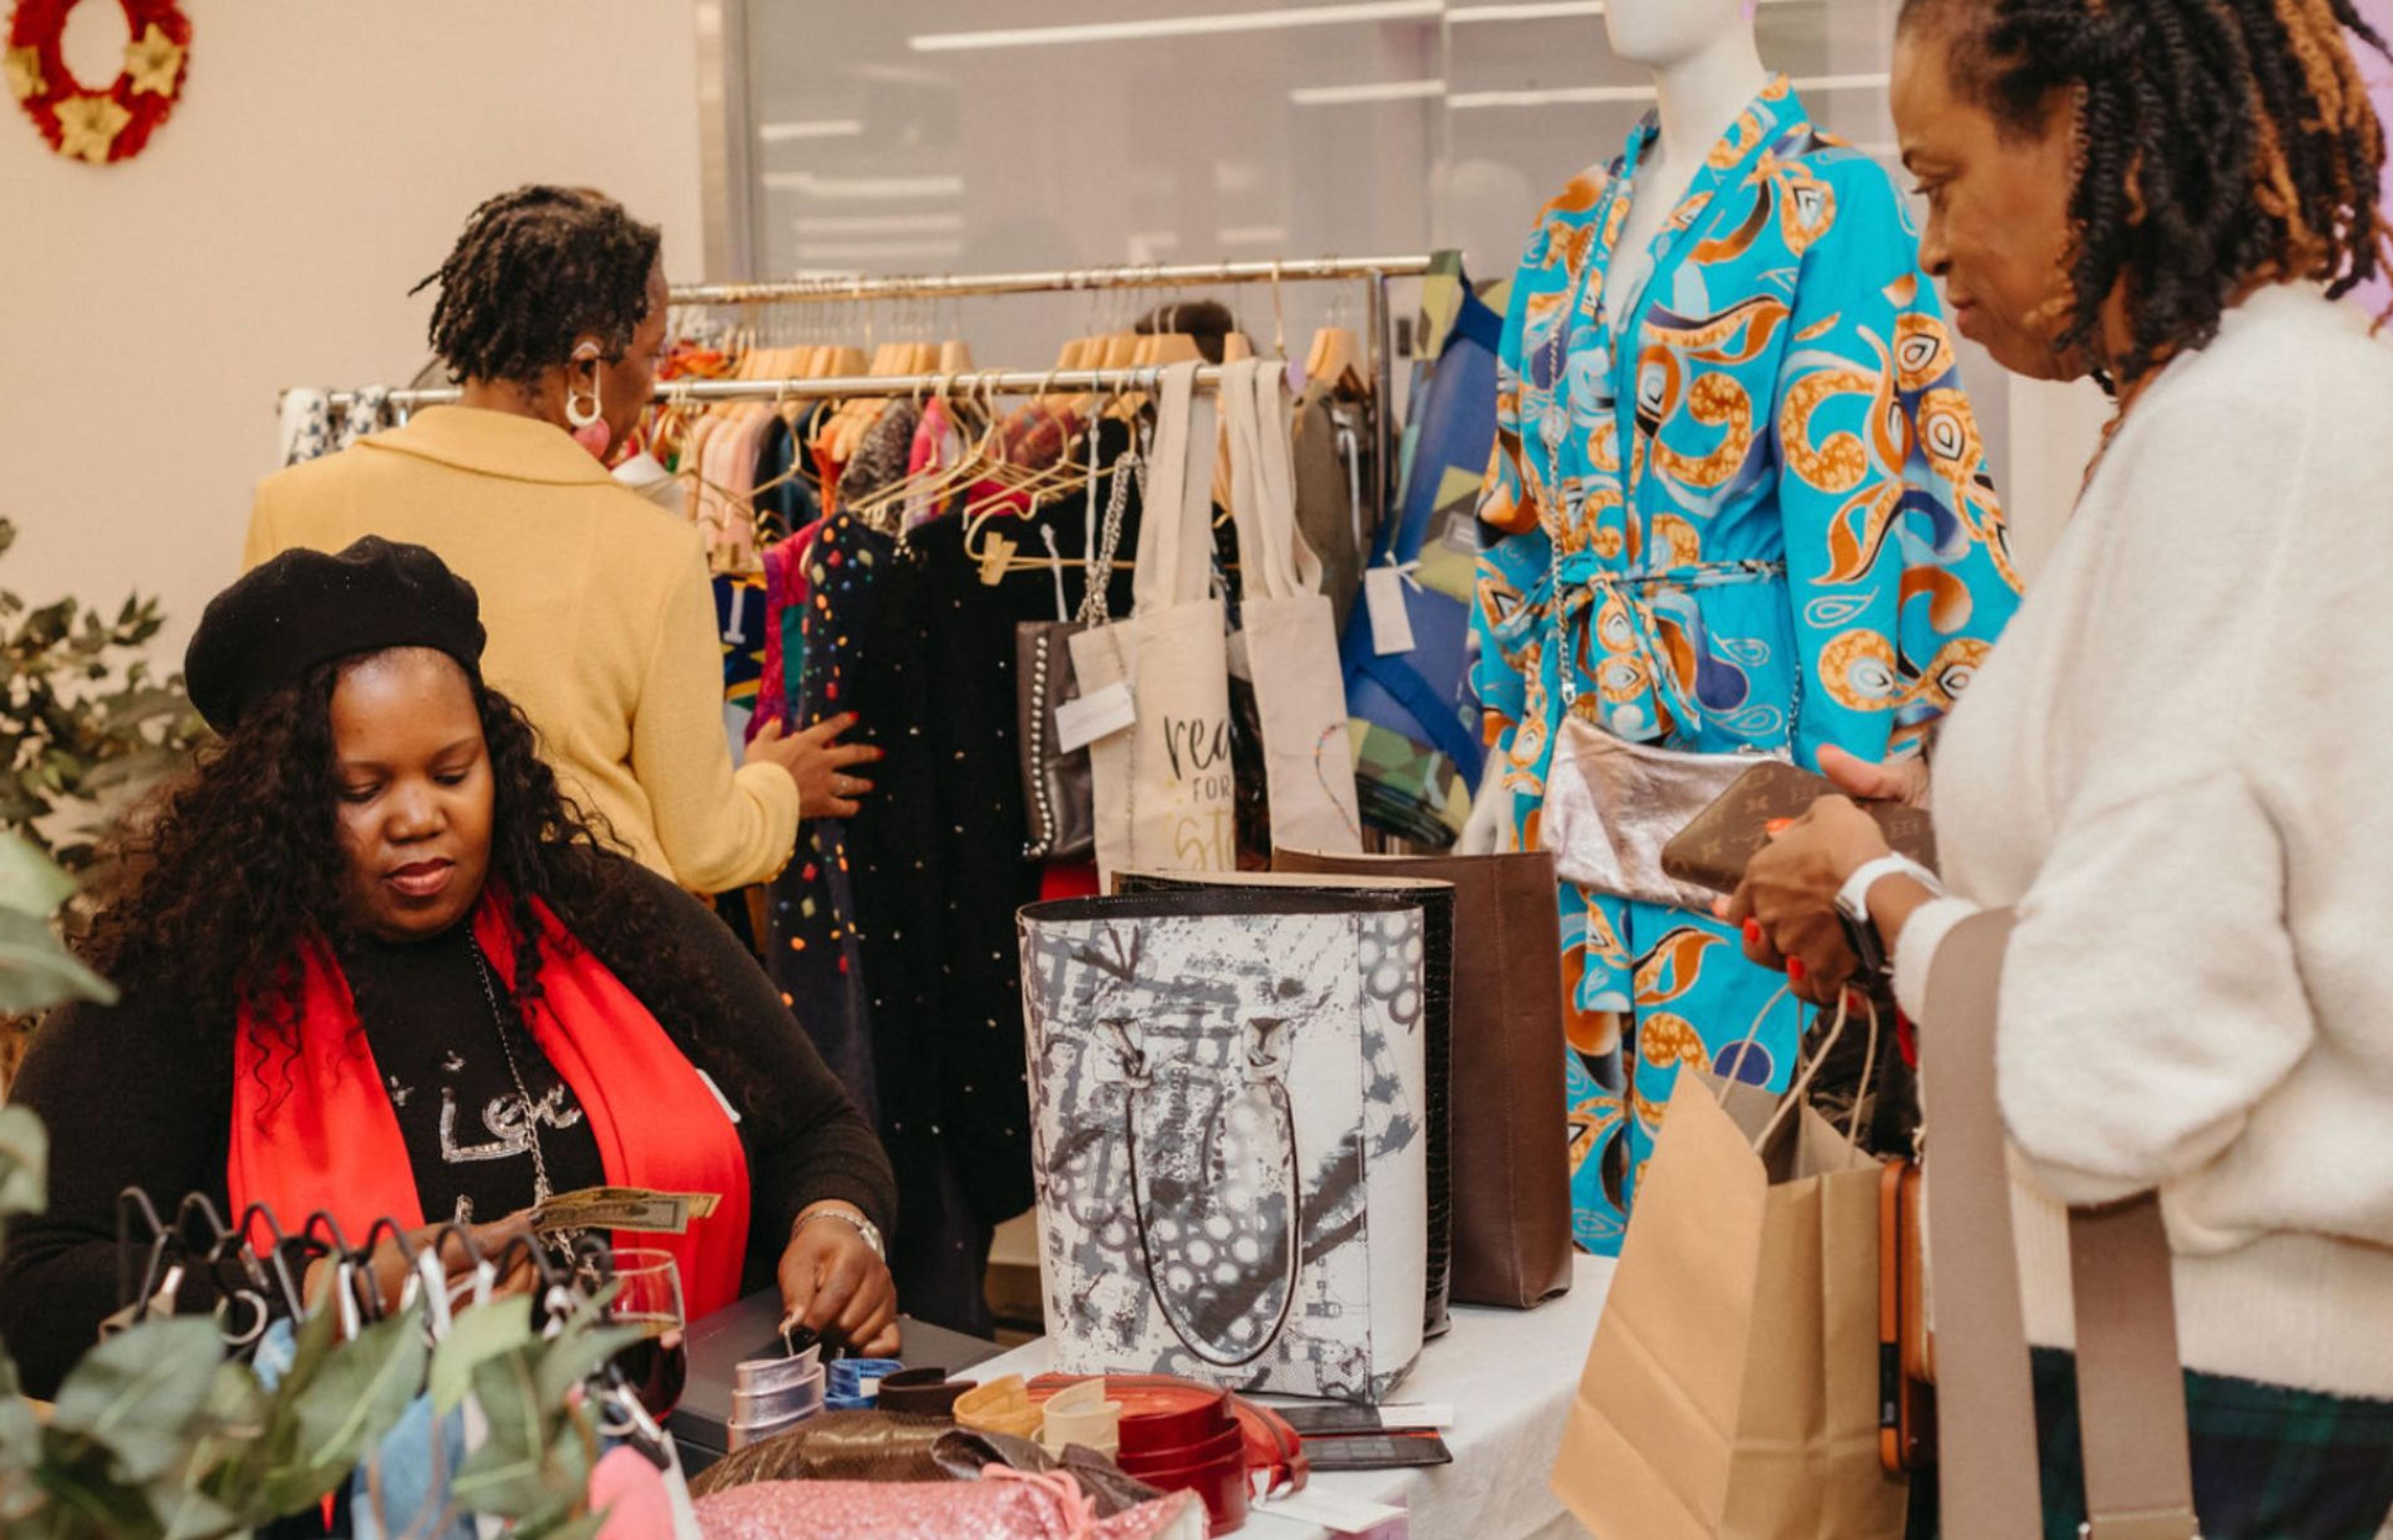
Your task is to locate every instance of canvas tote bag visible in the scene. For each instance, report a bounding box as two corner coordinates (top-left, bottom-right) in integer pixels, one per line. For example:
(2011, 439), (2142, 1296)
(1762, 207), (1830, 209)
(1220, 358), (1365, 855)
(1071, 363), (1235, 885)
(1553, 992), (1904, 1539)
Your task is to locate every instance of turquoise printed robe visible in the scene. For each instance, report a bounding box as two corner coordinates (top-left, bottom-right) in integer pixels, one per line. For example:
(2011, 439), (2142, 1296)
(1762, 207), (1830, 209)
(1471, 80), (2022, 1253)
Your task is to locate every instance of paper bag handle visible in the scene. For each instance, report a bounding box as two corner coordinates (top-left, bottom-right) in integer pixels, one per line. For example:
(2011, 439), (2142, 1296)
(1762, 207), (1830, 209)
(1714, 984), (1883, 1156)
(1921, 910), (2199, 1540)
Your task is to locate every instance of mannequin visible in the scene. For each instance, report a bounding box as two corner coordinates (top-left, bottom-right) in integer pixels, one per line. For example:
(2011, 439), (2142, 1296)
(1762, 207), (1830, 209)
(1600, 0), (1770, 324)
(1467, 34), (2022, 1253)
(1457, 0), (1769, 858)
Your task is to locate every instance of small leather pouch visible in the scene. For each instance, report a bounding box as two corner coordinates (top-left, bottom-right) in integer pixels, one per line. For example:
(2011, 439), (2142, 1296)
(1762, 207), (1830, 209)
(1540, 715), (1783, 909)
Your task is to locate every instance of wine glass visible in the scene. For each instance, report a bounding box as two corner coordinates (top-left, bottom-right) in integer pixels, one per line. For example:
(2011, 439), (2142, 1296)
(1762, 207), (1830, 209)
(604, 1248), (687, 1417)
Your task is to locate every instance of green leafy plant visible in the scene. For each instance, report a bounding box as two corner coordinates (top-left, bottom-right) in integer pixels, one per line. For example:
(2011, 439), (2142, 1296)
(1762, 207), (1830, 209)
(0, 519), (206, 875)
(0, 855), (631, 1539)
(0, 837), (113, 1019)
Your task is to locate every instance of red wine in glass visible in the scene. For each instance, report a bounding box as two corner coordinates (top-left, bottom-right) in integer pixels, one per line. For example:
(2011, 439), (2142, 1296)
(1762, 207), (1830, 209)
(604, 1249), (687, 1417)
(613, 1321), (689, 1419)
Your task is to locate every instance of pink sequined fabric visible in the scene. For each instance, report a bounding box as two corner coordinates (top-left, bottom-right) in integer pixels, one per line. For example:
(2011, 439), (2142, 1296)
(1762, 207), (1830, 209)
(693, 1480), (1201, 1540)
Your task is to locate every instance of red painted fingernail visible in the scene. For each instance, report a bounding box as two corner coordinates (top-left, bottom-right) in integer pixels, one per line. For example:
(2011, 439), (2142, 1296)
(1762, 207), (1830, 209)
(1743, 920), (1762, 944)
(1766, 818), (1794, 836)
(1787, 958), (1807, 983)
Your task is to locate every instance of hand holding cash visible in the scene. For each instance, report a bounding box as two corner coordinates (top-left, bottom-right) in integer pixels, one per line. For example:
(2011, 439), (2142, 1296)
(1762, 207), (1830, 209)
(530, 1186), (722, 1235)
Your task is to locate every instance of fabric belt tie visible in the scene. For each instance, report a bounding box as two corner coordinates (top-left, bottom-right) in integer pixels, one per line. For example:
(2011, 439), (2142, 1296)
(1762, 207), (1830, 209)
(1531, 552), (1787, 743)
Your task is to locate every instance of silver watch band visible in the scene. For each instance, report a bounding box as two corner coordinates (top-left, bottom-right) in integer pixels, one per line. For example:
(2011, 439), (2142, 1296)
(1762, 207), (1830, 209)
(794, 1205), (886, 1260)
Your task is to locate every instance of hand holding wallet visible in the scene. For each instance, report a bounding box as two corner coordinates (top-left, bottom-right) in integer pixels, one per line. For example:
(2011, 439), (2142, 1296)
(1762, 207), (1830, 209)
(1660, 760), (1938, 897)
(1663, 761), (1939, 987)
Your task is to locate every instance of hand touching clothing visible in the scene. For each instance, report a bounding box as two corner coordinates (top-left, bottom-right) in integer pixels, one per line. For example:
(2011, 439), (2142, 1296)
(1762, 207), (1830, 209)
(749, 712), (882, 820)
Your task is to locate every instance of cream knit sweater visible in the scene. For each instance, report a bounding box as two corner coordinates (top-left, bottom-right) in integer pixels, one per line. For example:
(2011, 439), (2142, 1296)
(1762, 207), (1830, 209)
(1894, 284), (2393, 1400)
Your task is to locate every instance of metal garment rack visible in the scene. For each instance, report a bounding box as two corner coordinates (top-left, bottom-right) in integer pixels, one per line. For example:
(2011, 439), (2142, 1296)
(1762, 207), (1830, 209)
(313, 254), (1435, 522)
(323, 364), (1231, 417)
(671, 255), (1433, 525)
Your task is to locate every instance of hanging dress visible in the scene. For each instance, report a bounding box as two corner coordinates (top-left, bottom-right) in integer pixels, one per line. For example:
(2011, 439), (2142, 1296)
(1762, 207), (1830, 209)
(1472, 78), (2022, 1252)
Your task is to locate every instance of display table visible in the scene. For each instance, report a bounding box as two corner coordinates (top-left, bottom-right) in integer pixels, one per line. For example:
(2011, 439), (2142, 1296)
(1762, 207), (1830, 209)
(972, 1252), (1614, 1539)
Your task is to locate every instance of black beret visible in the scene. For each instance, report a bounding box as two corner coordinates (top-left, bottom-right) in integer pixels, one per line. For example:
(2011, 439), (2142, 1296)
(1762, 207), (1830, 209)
(185, 537), (487, 732)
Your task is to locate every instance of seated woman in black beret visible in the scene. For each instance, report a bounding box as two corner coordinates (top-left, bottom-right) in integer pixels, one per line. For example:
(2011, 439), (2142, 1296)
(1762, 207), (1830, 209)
(0, 538), (899, 1397)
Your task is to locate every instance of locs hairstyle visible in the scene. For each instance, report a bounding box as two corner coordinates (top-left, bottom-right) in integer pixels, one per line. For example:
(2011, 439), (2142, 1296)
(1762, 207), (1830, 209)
(412, 185), (663, 388)
(1900, 0), (2392, 386)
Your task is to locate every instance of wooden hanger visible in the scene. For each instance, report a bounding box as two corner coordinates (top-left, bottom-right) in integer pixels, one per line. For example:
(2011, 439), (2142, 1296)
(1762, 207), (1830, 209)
(1309, 325), (1361, 393)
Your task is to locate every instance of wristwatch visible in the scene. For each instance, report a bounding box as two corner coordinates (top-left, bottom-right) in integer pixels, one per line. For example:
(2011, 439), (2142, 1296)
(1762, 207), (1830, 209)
(1834, 853), (1942, 976)
(795, 1204), (886, 1261)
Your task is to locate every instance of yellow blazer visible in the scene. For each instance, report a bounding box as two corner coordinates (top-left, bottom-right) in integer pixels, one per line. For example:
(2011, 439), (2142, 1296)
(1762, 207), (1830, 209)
(245, 407), (798, 891)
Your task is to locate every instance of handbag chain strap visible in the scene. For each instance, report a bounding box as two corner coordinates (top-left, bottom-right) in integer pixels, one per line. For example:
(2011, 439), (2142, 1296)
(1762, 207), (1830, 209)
(1079, 435), (1144, 628)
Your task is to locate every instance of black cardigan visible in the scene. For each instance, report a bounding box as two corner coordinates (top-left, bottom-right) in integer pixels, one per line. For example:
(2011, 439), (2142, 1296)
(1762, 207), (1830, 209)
(0, 853), (897, 1398)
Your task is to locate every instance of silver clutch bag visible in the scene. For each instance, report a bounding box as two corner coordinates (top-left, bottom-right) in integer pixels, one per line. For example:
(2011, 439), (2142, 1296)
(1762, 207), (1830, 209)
(1538, 715), (1786, 910)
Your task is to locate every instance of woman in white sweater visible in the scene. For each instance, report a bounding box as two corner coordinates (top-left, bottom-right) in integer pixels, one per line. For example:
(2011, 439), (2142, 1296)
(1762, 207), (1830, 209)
(1731, 0), (2393, 1533)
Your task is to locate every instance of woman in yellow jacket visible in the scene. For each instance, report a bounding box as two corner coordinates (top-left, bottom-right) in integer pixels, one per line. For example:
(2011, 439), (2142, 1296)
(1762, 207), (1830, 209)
(247, 186), (872, 893)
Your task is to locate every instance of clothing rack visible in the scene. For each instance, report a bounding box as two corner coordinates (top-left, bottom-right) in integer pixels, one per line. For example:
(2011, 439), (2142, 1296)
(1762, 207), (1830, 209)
(671, 253), (1430, 306)
(672, 255), (1431, 525)
(322, 363), (1234, 417)
(322, 367), (1235, 582)
(306, 253), (1436, 525)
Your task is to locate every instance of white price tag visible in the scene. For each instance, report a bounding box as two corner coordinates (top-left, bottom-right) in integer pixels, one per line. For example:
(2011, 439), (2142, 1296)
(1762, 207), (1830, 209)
(1364, 566), (1418, 657)
(1054, 681), (1137, 754)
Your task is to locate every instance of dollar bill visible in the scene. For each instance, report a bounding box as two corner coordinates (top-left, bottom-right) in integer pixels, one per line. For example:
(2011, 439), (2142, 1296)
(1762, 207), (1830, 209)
(532, 1186), (722, 1235)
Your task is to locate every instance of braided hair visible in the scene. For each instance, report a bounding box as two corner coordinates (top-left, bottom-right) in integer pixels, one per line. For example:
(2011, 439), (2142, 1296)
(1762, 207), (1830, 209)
(412, 186), (662, 388)
(1899, 0), (2392, 387)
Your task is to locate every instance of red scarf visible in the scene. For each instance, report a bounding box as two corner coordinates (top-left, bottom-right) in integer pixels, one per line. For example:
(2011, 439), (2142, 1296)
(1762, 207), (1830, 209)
(228, 895), (753, 1318)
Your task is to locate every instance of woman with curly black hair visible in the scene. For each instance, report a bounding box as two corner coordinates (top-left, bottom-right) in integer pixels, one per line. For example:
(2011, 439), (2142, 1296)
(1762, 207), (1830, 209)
(0, 539), (899, 1400)
(1724, 1), (2393, 1532)
(245, 185), (876, 895)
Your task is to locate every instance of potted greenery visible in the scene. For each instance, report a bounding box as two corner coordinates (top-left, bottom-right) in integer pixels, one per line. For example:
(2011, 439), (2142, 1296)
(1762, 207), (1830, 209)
(0, 518), (206, 877)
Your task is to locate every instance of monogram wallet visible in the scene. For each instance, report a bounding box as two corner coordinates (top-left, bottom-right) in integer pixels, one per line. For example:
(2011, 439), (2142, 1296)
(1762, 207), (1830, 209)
(1660, 760), (1939, 896)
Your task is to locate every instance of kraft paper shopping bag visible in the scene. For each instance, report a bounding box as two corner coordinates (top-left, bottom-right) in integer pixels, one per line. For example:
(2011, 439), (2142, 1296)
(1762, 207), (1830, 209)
(1553, 999), (1903, 1539)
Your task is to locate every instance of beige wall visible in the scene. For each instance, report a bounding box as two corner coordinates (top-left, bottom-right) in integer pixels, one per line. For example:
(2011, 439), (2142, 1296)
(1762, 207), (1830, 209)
(0, 1), (704, 665)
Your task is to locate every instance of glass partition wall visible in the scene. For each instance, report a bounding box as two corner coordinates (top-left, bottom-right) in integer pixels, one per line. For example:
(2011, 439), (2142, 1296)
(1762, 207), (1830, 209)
(707, 0), (2006, 482)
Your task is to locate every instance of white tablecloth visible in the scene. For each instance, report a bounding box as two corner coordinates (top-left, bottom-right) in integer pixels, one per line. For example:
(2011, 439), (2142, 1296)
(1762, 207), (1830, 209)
(972, 1253), (1614, 1540)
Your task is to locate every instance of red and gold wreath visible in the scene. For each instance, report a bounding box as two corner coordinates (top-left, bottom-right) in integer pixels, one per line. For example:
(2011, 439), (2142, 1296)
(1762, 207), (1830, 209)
(5, 0), (189, 165)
